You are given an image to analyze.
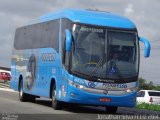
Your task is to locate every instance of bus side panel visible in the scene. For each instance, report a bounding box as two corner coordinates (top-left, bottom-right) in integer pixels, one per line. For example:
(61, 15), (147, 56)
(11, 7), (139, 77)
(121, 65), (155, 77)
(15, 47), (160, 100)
(22, 49), (38, 95)
(10, 62), (19, 91)
(11, 19), (62, 98)
(48, 67), (62, 98)
(10, 55), (18, 91)
(10, 49), (24, 91)
(38, 48), (61, 97)
(24, 48), (62, 98)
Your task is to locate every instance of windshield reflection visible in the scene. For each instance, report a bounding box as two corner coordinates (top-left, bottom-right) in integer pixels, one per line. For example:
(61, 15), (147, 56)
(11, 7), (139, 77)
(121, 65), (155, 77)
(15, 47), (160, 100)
(71, 24), (138, 81)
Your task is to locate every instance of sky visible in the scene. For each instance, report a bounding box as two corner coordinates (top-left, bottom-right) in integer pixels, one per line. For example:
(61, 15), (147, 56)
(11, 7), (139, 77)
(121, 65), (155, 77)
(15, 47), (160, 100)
(0, 0), (159, 84)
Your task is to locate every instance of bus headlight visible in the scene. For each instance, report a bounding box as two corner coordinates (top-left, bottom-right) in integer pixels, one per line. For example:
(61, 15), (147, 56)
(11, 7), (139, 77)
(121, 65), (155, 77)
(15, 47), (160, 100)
(125, 87), (138, 93)
(68, 79), (84, 89)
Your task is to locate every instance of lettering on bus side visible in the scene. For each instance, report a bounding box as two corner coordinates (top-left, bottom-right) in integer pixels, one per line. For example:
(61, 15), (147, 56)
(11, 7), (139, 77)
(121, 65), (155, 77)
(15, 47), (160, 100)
(103, 83), (127, 89)
(74, 78), (85, 85)
(41, 53), (56, 62)
(80, 26), (104, 33)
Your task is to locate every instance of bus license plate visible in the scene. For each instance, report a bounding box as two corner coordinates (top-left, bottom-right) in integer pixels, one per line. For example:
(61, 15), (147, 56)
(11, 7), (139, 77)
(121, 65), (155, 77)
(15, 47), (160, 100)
(99, 98), (111, 102)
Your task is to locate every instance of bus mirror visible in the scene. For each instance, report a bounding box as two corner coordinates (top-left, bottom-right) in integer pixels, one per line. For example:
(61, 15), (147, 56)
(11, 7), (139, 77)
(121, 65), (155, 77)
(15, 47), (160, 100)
(65, 29), (72, 52)
(139, 37), (151, 58)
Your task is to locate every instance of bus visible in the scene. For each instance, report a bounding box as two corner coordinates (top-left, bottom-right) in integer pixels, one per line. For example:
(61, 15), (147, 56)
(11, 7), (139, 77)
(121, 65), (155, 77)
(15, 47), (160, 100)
(10, 9), (150, 113)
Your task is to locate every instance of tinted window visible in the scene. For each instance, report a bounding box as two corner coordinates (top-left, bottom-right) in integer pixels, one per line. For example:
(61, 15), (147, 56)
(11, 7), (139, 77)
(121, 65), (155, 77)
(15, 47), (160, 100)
(137, 91), (145, 97)
(107, 31), (138, 79)
(137, 91), (141, 97)
(14, 19), (60, 51)
(71, 26), (106, 78)
(141, 91), (145, 97)
(148, 92), (160, 96)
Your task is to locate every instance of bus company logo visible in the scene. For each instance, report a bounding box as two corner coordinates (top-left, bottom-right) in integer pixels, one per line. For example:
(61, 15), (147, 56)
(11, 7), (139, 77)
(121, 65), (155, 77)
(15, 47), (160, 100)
(26, 54), (37, 90)
(103, 83), (127, 89)
(88, 81), (96, 88)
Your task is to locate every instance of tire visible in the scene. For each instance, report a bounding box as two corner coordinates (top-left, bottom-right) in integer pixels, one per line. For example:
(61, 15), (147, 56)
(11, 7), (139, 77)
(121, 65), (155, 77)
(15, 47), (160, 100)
(105, 106), (118, 114)
(52, 84), (62, 110)
(28, 95), (36, 102)
(19, 80), (28, 102)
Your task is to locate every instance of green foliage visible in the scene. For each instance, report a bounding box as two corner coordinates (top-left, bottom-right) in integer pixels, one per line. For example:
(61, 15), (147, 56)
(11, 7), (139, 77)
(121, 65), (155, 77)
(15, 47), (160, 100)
(152, 85), (160, 91)
(138, 77), (160, 91)
(136, 103), (160, 111)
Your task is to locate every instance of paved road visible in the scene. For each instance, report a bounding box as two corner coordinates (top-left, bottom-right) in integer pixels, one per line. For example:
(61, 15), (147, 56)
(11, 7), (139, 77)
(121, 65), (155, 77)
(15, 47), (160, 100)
(0, 89), (159, 120)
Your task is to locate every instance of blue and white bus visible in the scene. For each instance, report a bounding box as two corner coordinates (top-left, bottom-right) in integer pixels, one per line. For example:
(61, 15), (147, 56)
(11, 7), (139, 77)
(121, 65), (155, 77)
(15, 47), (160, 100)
(10, 9), (150, 113)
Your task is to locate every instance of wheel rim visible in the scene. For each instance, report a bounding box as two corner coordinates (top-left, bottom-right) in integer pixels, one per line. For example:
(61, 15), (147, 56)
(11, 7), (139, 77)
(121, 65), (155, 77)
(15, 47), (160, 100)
(20, 84), (23, 97)
(52, 89), (56, 103)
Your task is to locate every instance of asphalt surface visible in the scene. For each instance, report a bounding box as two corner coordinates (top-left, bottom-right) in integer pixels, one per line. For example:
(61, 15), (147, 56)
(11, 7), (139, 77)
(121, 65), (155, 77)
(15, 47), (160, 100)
(0, 88), (160, 120)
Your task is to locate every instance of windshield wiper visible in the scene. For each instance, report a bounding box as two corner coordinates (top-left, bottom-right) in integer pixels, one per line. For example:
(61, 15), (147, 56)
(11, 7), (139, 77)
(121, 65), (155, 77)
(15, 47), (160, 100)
(72, 69), (103, 80)
(72, 70), (91, 79)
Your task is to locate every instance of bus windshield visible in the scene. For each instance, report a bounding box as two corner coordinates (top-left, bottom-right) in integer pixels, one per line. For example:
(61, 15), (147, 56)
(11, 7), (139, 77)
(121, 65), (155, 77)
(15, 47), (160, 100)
(71, 24), (139, 81)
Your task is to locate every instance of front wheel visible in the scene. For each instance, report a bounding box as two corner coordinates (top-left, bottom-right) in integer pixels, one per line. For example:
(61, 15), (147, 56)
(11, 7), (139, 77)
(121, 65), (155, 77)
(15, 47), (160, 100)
(52, 84), (63, 110)
(105, 106), (118, 114)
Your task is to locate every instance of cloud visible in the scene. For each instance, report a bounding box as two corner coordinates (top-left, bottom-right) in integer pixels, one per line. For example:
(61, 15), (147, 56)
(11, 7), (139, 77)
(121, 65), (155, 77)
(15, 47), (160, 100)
(125, 3), (134, 16)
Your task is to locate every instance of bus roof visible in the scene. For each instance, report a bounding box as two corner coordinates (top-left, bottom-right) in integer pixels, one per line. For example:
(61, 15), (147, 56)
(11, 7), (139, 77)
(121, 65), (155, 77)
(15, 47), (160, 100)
(31, 9), (136, 29)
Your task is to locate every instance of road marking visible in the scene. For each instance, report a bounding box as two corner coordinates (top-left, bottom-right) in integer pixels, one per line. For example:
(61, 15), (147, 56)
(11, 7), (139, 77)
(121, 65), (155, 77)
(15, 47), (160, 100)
(0, 82), (10, 89)
(0, 88), (17, 92)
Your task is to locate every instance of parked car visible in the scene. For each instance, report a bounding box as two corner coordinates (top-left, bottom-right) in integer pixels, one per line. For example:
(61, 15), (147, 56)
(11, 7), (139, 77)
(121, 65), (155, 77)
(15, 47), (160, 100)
(0, 71), (11, 82)
(137, 90), (160, 105)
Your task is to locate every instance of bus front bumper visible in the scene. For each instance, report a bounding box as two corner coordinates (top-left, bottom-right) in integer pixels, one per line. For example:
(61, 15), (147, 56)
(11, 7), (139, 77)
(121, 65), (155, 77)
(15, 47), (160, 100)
(66, 84), (137, 107)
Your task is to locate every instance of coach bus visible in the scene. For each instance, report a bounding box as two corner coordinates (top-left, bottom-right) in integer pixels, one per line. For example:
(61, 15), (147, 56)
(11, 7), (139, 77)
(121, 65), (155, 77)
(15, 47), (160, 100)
(10, 9), (150, 113)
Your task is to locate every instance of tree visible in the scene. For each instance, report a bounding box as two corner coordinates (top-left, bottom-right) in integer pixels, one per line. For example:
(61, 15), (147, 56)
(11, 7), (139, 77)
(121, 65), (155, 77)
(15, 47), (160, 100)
(138, 78), (160, 91)
(152, 85), (160, 91)
(138, 77), (148, 90)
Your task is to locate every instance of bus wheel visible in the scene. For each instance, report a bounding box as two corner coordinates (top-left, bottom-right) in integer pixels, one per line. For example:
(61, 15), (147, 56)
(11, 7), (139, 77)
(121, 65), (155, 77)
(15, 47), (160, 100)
(19, 81), (28, 102)
(105, 106), (118, 114)
(52, 84), (62, 110)
(28, 95), (36, 102)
